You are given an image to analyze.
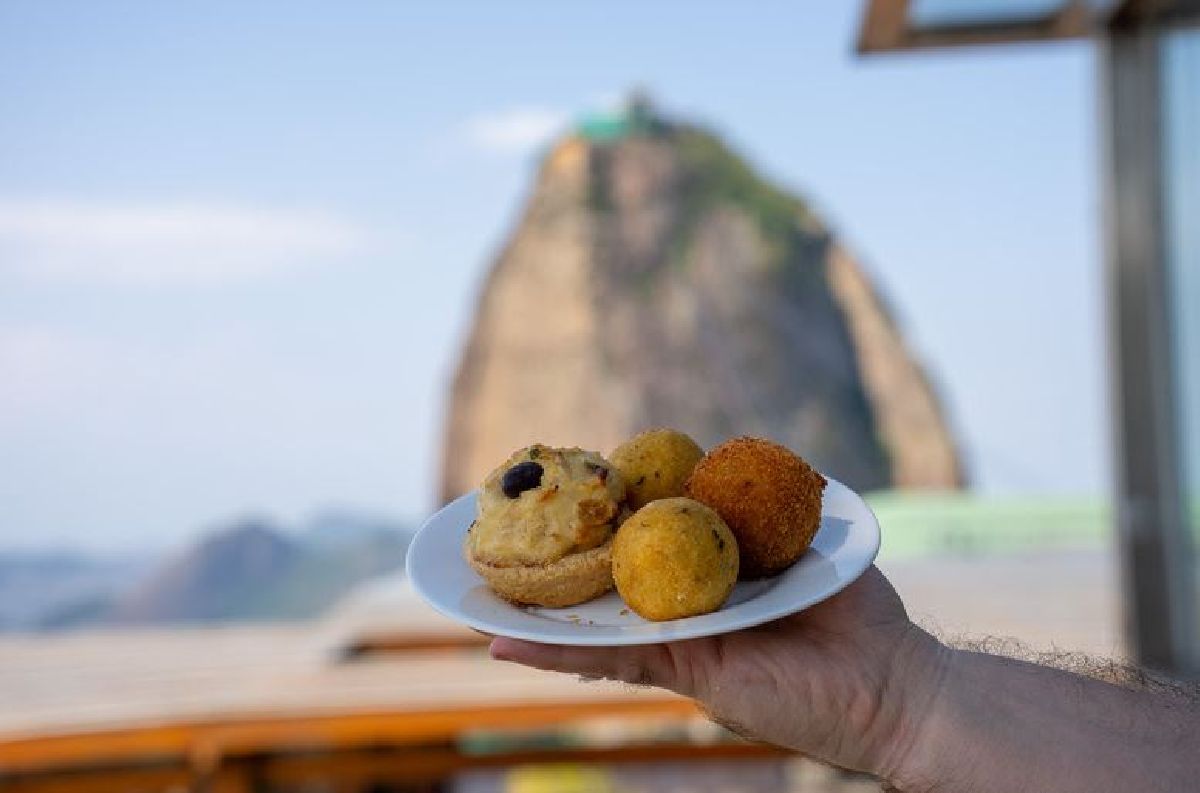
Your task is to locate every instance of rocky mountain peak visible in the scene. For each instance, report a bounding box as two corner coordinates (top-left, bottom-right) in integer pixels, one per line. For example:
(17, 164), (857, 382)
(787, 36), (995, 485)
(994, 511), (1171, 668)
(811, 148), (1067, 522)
(441, 106), (964, 501)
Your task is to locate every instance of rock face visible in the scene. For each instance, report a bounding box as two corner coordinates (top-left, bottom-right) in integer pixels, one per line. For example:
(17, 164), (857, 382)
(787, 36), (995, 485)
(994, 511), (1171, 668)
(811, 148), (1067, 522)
(440, 109), (963, 501)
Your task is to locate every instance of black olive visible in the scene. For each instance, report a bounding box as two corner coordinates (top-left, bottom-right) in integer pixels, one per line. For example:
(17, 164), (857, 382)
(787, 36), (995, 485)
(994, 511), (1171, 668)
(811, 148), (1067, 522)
(502, 461), (544, 498)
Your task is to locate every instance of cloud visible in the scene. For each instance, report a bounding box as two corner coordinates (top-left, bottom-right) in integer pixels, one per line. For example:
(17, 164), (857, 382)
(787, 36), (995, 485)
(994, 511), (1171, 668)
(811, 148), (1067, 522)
(0, 199), (371, 288)
(462, 107), (570, 154)
(0, 323), (355, 432)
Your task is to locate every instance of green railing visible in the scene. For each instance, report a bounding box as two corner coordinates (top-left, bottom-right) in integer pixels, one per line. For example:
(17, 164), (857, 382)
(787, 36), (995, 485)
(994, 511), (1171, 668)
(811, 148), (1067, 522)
(866, 492), (1111, 560)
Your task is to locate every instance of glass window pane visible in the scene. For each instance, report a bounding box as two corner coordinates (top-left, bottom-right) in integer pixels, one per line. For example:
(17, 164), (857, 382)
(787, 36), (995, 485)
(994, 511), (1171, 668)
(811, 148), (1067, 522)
(1162, 26), (1200, 650)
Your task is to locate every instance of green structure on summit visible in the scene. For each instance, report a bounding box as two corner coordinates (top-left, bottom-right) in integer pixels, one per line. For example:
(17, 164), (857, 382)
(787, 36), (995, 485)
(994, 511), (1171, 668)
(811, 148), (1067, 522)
(577, 93), (662, 141)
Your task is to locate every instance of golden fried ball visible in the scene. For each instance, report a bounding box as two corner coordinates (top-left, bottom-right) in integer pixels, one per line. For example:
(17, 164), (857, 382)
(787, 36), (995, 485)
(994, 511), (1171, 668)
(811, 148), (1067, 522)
(684, 436), (826, 579)
(609, 428), (705, 511)
(612, 497), (738, 621)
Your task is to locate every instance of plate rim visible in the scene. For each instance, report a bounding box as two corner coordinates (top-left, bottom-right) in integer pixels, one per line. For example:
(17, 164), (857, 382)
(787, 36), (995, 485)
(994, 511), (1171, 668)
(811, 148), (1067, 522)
(406, 477), (880, 646)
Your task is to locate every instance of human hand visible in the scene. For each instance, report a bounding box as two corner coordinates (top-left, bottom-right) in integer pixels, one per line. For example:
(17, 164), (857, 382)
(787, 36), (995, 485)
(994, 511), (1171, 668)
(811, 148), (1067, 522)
(490, 566), (948, 781)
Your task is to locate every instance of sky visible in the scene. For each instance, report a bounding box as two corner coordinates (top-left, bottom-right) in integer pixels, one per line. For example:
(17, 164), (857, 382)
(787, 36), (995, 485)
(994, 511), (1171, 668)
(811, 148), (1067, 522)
(0, 2), (1104, 553)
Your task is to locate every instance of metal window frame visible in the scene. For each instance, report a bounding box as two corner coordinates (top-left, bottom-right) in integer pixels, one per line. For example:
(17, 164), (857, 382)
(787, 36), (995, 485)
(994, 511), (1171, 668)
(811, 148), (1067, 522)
(1103, 10), (1198, 674)
(858, 0), (1093, 54)
(856, 0), (1200, 675)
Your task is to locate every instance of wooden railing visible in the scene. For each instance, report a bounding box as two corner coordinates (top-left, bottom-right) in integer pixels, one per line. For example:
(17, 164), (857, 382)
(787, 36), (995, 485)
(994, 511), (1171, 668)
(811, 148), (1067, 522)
(0, 696), (796, 793)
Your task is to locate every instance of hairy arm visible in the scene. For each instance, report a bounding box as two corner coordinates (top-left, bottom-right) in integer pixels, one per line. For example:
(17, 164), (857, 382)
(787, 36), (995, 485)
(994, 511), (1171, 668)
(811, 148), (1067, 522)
(490, 566), (1200, 792)
(894, 647), (1200, 793)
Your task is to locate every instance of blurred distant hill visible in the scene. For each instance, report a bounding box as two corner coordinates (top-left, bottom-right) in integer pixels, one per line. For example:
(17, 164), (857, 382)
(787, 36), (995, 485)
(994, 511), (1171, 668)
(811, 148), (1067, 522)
(108, 513), (411, 625)
(1, 512), (411, 631)
(441, 96), (963, 501)
(0, 551), (153, 631)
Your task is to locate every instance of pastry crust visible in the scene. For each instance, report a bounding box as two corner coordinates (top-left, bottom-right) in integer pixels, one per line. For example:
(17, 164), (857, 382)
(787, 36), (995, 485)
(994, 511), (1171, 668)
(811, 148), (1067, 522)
(467, 538), (614, 607)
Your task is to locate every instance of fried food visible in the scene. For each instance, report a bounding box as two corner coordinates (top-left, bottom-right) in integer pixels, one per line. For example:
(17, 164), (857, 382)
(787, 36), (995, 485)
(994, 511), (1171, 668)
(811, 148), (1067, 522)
(609, 428), (705, 511)
(611, 497), (738, 621)
(684, 436), (825, 579)
(465, 444), (626, 607)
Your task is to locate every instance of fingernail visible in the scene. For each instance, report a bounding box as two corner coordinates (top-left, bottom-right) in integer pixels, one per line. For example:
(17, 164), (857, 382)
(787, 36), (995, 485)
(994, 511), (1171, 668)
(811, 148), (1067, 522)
(489, 639), (512, 661)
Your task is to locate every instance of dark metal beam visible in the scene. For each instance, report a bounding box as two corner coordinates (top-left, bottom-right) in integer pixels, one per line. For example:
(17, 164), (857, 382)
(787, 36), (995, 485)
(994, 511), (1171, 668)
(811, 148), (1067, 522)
(1110, 0), (1200, 29)
(858, 0), (1092, 54)
(1102, 17), (1197, 674)
(857, 0), (910, 53)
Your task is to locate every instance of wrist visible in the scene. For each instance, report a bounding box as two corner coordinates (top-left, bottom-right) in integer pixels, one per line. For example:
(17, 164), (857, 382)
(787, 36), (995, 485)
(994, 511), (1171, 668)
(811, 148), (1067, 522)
(871, 627), (956, 791)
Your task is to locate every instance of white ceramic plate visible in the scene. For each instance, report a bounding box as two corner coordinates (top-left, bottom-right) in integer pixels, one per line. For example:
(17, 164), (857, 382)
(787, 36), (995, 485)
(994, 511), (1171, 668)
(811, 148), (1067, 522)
(406, 477), (880, 646)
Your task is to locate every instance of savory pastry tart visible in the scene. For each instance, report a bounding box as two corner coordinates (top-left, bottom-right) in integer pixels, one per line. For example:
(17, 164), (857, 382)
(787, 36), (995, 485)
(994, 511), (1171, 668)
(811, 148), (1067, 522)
(465, 444), (627, 607)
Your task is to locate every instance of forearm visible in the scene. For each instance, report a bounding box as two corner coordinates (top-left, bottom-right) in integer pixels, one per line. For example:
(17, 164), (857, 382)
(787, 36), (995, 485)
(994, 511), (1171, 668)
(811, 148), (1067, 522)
(891, 648), (1200, 793)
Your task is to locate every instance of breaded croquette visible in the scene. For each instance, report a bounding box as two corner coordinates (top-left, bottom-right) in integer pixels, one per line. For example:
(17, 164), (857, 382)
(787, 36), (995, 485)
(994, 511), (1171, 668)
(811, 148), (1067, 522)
(610, 428), (705, 510)
(684, 436), (825, 579)
(612, 497), (738, 621)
